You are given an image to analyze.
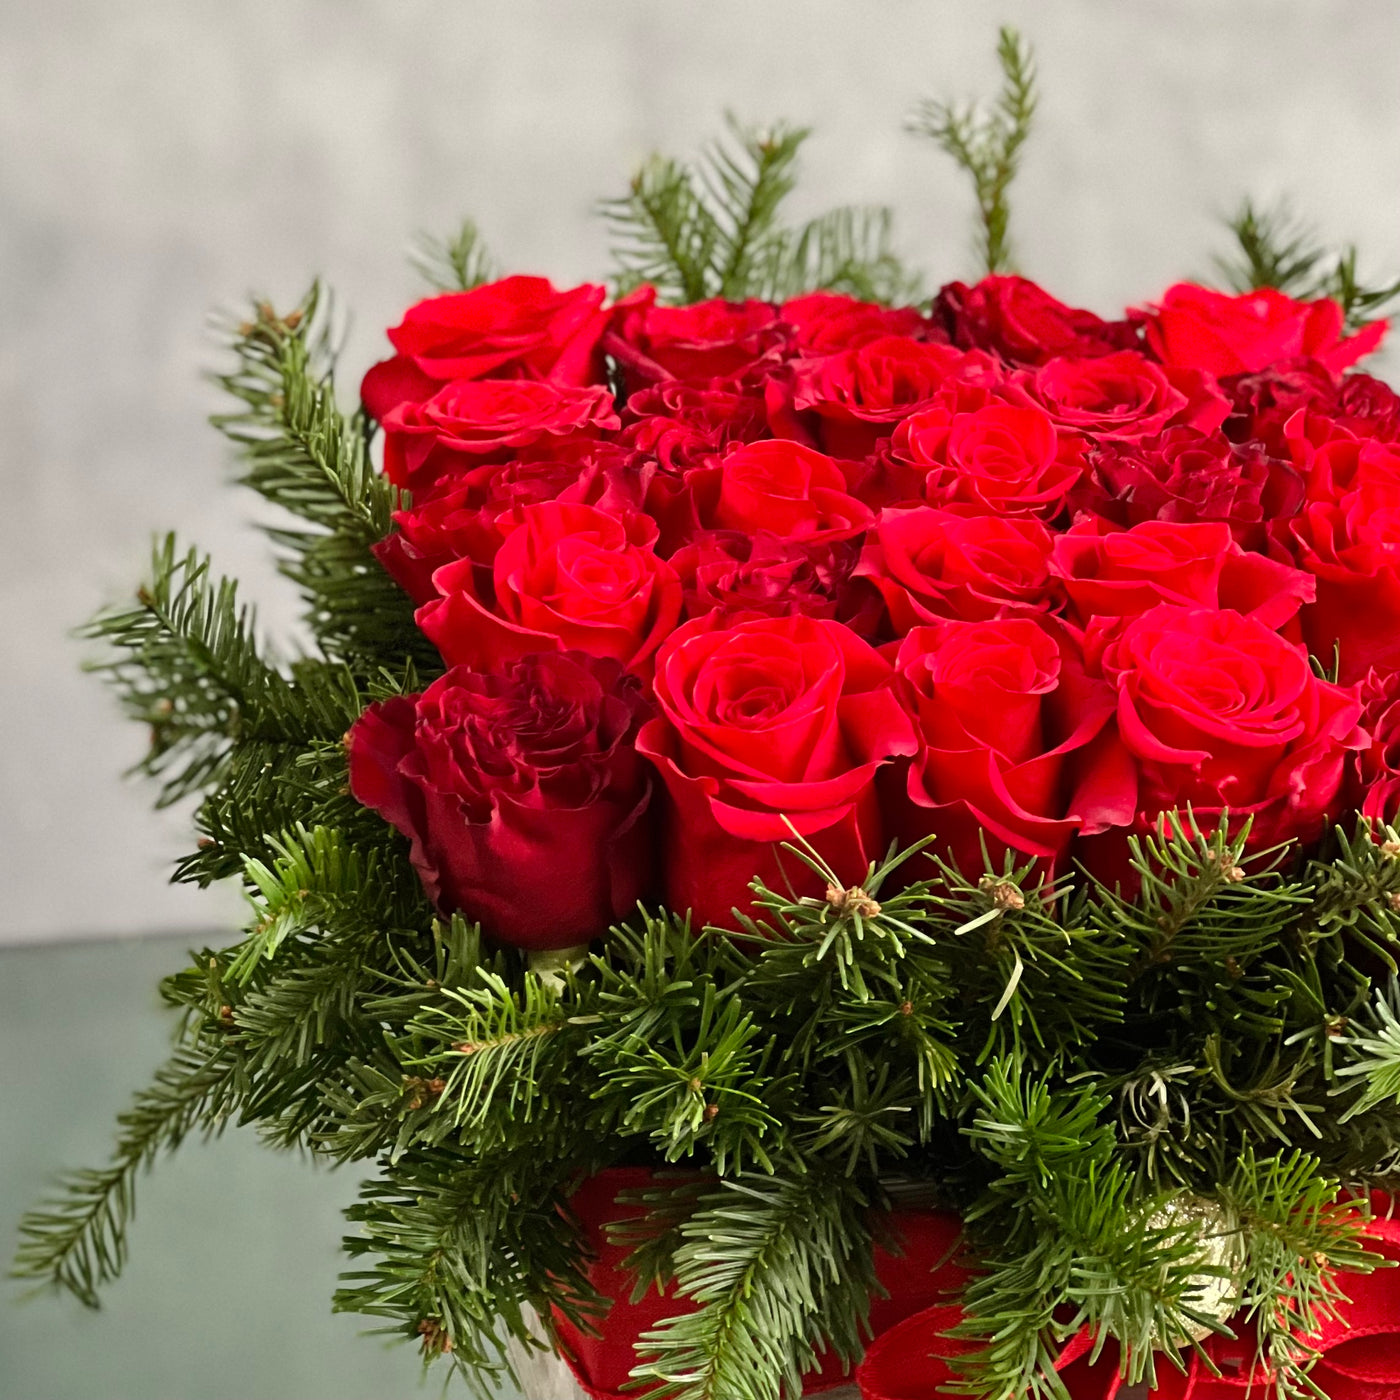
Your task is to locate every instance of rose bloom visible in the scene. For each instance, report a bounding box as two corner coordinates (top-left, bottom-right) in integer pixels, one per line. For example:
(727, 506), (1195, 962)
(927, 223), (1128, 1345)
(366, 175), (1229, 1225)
(1278, 434), (1400, 683)
(346, 652), (655, 949)
(891, 401), (1083, 518)
(1008, 350), (1228, 444)
(779, 292), (928, 355)
(670, 530), (879, 634)
(856, 507), (1060, 631)
(887, 617), (1131, 878)
(417, 501), (682, 674)
(1087, 604), (1364, 856)
(788, 336), (999, 458)
(361, 277), (611, 422)
(1050, 519), (1315, 632)
(606, 295), (786, 385)
(620, 380), (771, 474)
(379, 378), (620, 496)
(1351, 666), (1400, 822)
(1080, 428), (1303, 551)
(934, 275), (1138, 366)
(1141, 282), (1386, 378)
(636, 613), (916, 928)
(373, 441), (651, 605)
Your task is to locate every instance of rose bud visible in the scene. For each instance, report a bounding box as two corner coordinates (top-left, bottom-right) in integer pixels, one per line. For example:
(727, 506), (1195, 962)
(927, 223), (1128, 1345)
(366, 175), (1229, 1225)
(346, 652), (655, 950)
(636, 613), (917, 929)
(417, 501), (682, 675)
(1140, 282), (1386, 378)
(888, 617), (1131, 880)
(361, 276), (612, 422)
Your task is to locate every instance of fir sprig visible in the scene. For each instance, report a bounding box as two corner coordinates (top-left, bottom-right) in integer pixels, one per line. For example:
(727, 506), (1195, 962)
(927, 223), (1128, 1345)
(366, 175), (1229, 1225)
(908, 27), (1038, 275)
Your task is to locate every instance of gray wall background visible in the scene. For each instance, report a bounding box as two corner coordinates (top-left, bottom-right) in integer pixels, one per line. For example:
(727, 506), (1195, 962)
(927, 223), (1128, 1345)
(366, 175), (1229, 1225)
(4, 0), (1399, 945)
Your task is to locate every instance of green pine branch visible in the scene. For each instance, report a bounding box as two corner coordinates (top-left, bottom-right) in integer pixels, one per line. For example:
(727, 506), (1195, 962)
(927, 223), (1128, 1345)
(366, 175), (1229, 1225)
(908, 27), (1038, 275)
(12, 1046), (242, 1307)
(411, 219), (497, 293)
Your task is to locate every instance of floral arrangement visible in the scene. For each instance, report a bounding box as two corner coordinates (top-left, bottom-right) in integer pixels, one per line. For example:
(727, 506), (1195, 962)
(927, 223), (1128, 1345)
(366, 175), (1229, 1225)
(20, 31), (1400, 1400)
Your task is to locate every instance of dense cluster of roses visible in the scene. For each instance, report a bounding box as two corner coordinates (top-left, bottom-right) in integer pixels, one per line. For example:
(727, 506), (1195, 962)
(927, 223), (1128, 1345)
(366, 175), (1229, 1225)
(346, 270), (1400, 946)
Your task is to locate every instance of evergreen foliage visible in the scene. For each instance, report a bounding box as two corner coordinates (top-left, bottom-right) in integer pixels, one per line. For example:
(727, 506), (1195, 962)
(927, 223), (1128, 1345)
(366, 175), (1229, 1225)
(602, 115), (923, 306)
(907, 26), (1038, 276)
(1216, 197), (1400, 333)
(16, 28), (1400, 1400)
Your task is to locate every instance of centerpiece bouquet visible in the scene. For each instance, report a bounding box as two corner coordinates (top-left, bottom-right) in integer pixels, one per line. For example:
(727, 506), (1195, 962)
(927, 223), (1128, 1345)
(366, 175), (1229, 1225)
(20, 31), (1400, 1400)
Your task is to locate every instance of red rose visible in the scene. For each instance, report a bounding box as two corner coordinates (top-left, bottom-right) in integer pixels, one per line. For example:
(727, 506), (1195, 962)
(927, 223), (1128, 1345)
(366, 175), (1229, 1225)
(1081, 428), (1302, 551)
(1051, 519), (1314, 631)
(891, 402), (1083, 518)
(670, 530), (878, 633)
(856, 507), (1060, 630)
(1277, 435), (1400, 683)
(888, 617), (1131, 877)
(1220, 360), (1343, 456)
(606, 296), (785, 386)
(1009, 351), (1228, 443)
(779, 292), (928, 354)
(1141, 282), (1386, 377)
(636, 614), (917, 928)
(380, 379), (620, 496)
(620, 380), (770, 474)
(361, 276), (611, 422)
(1092, 604), (1364, 850)
(934, 275), (1138, 365)
(346, 652), (654, 949)
(788, 336), (999, 458)
(417, 501), (682, 674)
(372, 441), (650, 605)
(1352, 666), (1400, 821)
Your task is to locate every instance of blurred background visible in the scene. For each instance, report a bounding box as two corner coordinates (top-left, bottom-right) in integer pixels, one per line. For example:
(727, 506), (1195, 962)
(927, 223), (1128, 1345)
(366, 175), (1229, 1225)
(2, 2), (1398, 1395)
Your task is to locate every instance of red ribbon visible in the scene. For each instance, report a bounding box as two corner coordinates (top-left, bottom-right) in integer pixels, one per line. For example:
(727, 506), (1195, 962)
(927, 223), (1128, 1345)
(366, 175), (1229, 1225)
(554, 1174), (1400, 1400)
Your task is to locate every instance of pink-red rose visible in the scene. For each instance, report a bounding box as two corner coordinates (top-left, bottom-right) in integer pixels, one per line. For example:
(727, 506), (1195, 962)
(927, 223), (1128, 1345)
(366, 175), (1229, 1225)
(636, 613), (916, 928)
(1091, 604), (1364, 850)
(1141, 282), (1386, 378)
(417, 501), (682, 674)
(346, 652), (655, 949)
(361, 276), (611, 422)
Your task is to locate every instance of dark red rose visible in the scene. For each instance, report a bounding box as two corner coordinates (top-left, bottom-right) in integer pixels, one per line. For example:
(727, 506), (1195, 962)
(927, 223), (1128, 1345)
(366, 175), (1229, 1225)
(1008, 351), (1228, 444)
(606, 296), (785, 386)
(635, 613), (917, 928)
(787, 336), (1000, 458)
(361, 277), (611, 422)
(1140, 282), (1387, 377)
(619, 380), (770, 474)
(891, 402), (1083, 518)
(416, 501), (682, 674)
(671, 530), (878, 633)
(779, 292), (928, 355)
(1336, 371), (1400, 440)
(1352, 666), (1400, 821)
(1220, 359), (1342, 456)
(372, 441), (650, 605)
(934, 275), (1138, 365)
(1090, 604), (1364, 851)
(1051, 519), (1314, 632)
(1078, 427), (1302, 550)
(1276, 434), (1400, 682)
(856, 507), (1060, 630)
(346, 652), (654, 949)
(380, 379), (620, 496)
(887, 617), (1132, 878)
